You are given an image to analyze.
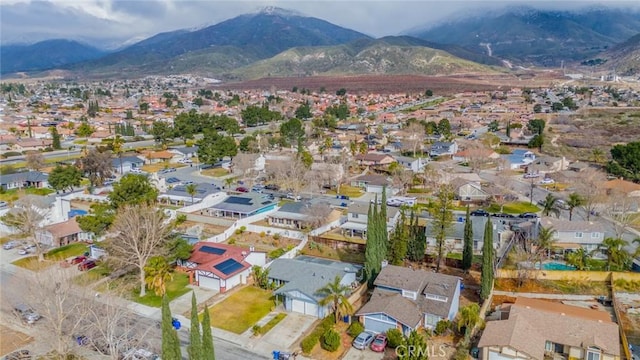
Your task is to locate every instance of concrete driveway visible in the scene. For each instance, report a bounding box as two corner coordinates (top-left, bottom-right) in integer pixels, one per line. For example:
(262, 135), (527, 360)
(342, 347), (385, 360)
(249, 312), (316, 355)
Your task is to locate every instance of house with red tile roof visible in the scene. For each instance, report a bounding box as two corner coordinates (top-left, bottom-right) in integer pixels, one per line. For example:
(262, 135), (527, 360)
(178, 242), (266, 292)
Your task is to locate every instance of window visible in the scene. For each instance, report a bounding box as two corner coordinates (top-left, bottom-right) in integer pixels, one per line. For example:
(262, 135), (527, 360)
(587, 347), (601, 360)
(591, 233), (600, 238)
(575, 232), (583, 238)
(425, 314), (440, 327)
(352, 213), (359, 219)
(545, 341), (553, 352)
(425, 294), (447, 302)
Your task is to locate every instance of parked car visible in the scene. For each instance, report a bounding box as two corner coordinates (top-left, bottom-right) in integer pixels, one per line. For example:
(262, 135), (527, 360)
(556, 199), (570, 210)
(264, 184), (280, 191)
(166, 177), (180, 184)
(540, 178), (555, 185)
(492, 213), (516, 219)
(286, 193), (301, 201)
(70, 255), (87, 265)
(5, 349), (31, 360)
(235, 186), (249, 193)
(13, 304), (41, 324)
(129, 168), (143, 174)
(3, 240), (21, 250)
(519, 212), (539, 219)
(78, 259), (97, 271)
(159, 168), (176, 174)
(523, 173), (540, 179)
(251, 186), (263, 193)
(182, 181), (194, 186)
(470, 209), (489, 217)
(0, 200), (8, 208)
(18, 244), (36, 255)
(177, 158), (192, 164)
(370, 333), (388, 352)
(352, 331), (375, 350)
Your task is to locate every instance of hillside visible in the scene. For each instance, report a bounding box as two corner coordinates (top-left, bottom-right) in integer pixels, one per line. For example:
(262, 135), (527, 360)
(231, 38), (501, 80)
(411, 7), (640, 66)
(603, 33), (640, 75)
(0, 39), (106, 74)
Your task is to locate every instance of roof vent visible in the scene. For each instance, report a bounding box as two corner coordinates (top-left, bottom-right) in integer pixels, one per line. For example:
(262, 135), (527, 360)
(561, 313), (565, 316)
(526, 306), (531, 309)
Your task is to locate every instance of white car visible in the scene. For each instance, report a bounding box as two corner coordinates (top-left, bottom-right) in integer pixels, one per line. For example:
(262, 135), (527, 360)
(178, 158), (193, 164)
(540, 178), (555, 185)
(129, 168), (143, 174)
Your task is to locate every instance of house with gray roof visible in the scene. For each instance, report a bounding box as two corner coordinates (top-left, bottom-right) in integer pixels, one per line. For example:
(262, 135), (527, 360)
(268, 256), (361, 317)
(206, 193), (276, 219)
(340, 201), (400, 239)
(425, 216), (511, 254)
(267, 201), (311, 230)
(539, 217), (606, 253)
(111, 156), (144, 174)
(355, 264), (461, 335)
(393, 155), (428, 173)
(160, 183), (220, 205)
(429, 141), (459, 158)
(0, 171), (48, 190)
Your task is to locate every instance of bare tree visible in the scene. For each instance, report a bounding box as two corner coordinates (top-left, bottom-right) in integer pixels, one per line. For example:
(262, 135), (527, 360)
(79, 148), (113, 187)
(391, 168), (414, 195)
(403, 122), (425, 156)
(107, 205), (173, 297)
(1, 197), (50, 261)
(267, 157), (308, 196)
(576, 168), (606, 221)
(25, 151), (46, 171)
(604, 190), (637, 239)
(302, 202), (333, 229)
(232, 153), (257, 180)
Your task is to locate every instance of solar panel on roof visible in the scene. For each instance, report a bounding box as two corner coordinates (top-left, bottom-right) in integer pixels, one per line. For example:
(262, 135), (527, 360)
(225, 196), (252, 205)
(214, 258), (244, 275)
(200, 246), (226, 255)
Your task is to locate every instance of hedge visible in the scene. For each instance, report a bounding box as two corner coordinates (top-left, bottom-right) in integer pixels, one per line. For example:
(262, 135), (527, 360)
(300, 316), (335, 354)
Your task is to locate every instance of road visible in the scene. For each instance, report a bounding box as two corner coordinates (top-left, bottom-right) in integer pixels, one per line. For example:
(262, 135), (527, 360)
(0, 250), (266, 360)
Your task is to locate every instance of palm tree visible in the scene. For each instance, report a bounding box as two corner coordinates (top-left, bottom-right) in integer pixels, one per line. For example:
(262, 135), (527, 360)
(144, 256), (173, 296)
(111, 135), (125, 174)
(535, 226), (556, 268)
(317, 276), (353, 324)
(566, 192), (584, 221)
(224, 177), (234, 190)
(185, 183), (198, 204)
(566, 248), (590, 270)
(541, 194), (560, 218)
(456, 303), (481, 337)
(599, 237), (630, 271)
(590, 148), (605, 164)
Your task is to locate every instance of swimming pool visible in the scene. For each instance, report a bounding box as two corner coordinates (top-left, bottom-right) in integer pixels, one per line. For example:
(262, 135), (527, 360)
(539, 262), (576, 271)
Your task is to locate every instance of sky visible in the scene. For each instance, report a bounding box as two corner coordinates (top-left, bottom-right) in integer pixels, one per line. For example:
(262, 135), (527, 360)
(1, 0), (639, 48)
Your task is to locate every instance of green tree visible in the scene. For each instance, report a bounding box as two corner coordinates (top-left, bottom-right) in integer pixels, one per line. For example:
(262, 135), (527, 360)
(201, 304), (215, 360)
(76, 122), (95, 137)
(144, 256), (173, 296)
(437, 118), (451, 137)
(48, 165), (82, 192)
(425, 89), (433, 97)
(535, 226), (557, 268)
(527, 119), (546, 135)
(280, 118), (305, 148)
(541, 193), (560, 218)
(318, 275), (354, 324)
(607, 141), (640, 182)
(388, 210), (408, 265)
(186, 183), (198, 204)
(599, 237), (631, 271)
(295, 101), (312, 119)
(406, 211), (426, 262)
(533, 104), (542, 113)
(590, 148), (606, 164)
(488, 120), (499, 132)
(198, 130), (237, 165)
(251, 266), (270, 289)
(462, 206), (473, 272)
(398, 330), (428, 360)
(566, 248), (589, 270)
(480, 219), (494, 301)
(162, 295), (182, 360)
(528, 134), (544, 151)
(111, 135), (125, 174)
(50, 126), (62, 149)
(365, 199), (387, 286)
(151, 121), (174, 148)
(76, 203), (115, 237)
(566, 192), (584, 221)
(166, 237), (193, 263)
(109, 173), (159, 209)
(456, 303), (480, 336)
(188, 293), (203, 360)
(336, 88), (347, 96)
(431, 185), (454, 272)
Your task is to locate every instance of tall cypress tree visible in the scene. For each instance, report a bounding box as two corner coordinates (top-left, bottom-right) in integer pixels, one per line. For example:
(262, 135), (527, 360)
(201, 304), (216, 360)
(188, 293), (203, 360)
(480, 219), (495, 301)
(365, 199), (379, 286)
(388, 210), (408, 265)
(407, 211), (426, 261)
(462, 206), (474, 272)
(161, 295), (182, 360)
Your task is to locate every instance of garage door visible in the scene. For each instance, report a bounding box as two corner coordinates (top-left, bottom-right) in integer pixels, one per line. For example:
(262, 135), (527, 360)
(292, 299), (305, 313)
(488, 350), (521, 360)
(291, 299), (318, 316)
(364, 317), (396, 334)
(198, 275), (219, 291)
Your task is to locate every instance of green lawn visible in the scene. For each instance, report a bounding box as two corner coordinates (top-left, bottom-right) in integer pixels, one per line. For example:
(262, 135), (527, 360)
(25, 188), (55, 196)
(201, 168), (230, 178)
(327, 185), (363, 198)
(73, 264), (111, 286)
(208, 286), (274, 334)
(486, 201), (540, 214)
(45, 243), (89, 261)
(446, 252), (482, 264)
(12, 256), (55, 271)
(133, 272), (191, 307)
(0, 187), (54, 202)
(255, 313), (287, 335)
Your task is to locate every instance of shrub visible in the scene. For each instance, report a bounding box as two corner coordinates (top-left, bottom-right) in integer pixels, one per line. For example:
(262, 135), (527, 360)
(268, 248), (286, 259)
(347, 321), (364, 337)
(301, 335), (319, 354)
(1, 151), (22, 159)
(273, 233), (281, 240)
(434, 319), (451, 336)
(260, 231), (266, 238)
(228, 238), (236, 245)
(321, 328), (341, 352)
(175, 214), (187, 225)
(453, 345), (470, 360)
(252, 325), (261, 335)
(386, 328), (404, 348)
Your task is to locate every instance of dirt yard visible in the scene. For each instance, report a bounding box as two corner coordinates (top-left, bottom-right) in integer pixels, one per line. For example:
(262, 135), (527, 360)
(175, 221), (227, 238)
(0, 325), (33, 355)
(494, 278), (609, 295)
(615, 292), (640, 345)
(226, 231), (300, 253)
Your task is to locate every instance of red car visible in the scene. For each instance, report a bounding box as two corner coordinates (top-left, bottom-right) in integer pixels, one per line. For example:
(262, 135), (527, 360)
(235, 186), (249, 193)
(78, 259), (97, 271)
(370, 334), (387, 352)
(70, 255), (87, 265)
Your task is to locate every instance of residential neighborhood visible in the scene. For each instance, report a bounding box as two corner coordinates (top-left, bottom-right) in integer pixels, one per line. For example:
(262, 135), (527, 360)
(1, 78), (640, 360)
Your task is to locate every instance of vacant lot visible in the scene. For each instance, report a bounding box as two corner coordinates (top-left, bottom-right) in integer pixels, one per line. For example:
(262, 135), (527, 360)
(0, 325), (33, 355)
(495, 278), (609, 295)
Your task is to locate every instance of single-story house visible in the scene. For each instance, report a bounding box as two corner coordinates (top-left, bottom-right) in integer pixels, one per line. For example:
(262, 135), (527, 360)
(0, 171), (49, 190)
(206, 193), (276, 219)
(268, 256), (361, 317)
(350, 174), (396, 194)
(112, 156), (145, 174)
(141, 150), (177, 164)
(267, 201), (310, 230)
(429, 141), (459, 158)
(171, 146), (199, 159)
(178, 242), (266, 293)
(393, 155), (428, 173)
(539, 218), (606, 253)
(160, 183), (220, 205)
(35, 217), (93, 247)
(355, 264), (461, 335)
(449, 177), (491, 203)
(478, 297), (620, 360)
(503, 149), (536, 170)
(354, 153), (396, 167)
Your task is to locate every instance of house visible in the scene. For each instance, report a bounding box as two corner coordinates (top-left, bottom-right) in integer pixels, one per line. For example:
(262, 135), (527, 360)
(171, 146), (199, 159)
(340, 201), (400, 238)
(141, 150), (176, 164)
(160, 183), (221, 205)
(267, 201), (314, 230)
(205, 193), (276, 219)
(354, 153), (396, 167)
(478, 297), (620, 360)
(112, 156), (145, 174)
(350, 174), (395, 194)
(425, 216), (509, 254)
(504, 149), (536, 170)
(0, 171), (49, 190)
(602, 178), (640, 196)
(355, 264), (461, 335)
(449, 178), (491, 203)
(539, 218), (606, 253)
(178, 242), (266, 293)
(393, 155), (428, 172)
(429, 141), (459, 158)
(35, 218), (93, 247)
(267, 256), (361, 317)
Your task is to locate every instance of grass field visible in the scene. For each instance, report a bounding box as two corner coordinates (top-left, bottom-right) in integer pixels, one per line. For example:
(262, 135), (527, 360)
(487, 201), (539, 214)
(326, 185), (363, 198)
(208, 286), (274, 334)
(133, 272), (191, 307)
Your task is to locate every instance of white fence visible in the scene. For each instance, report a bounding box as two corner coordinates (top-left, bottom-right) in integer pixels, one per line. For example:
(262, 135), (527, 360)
(178, 192), (226, 213)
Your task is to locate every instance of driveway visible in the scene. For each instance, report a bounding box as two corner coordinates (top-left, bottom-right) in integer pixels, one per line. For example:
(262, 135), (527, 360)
(342, 347), (385, 360)
(249, 312), (316, 355)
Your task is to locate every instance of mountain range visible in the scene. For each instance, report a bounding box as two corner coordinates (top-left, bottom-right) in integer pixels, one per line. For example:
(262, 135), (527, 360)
(1, 6), (640, 78)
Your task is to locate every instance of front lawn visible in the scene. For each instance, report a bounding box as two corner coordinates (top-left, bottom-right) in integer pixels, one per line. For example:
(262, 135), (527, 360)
(326, 185), (363, 198)
(207, 286), (274, 334)
(133, 272), (191, 307)
(45, 243), (89, 261)
(201, 168), (230, 178)
(24, 188), (54, 196)
(487, 201), (539, 214)
(141, 163), (185, 173)
(12, 256), (54, 271)
(73, 264), (111, 286)
(447, 252), (482, 264)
